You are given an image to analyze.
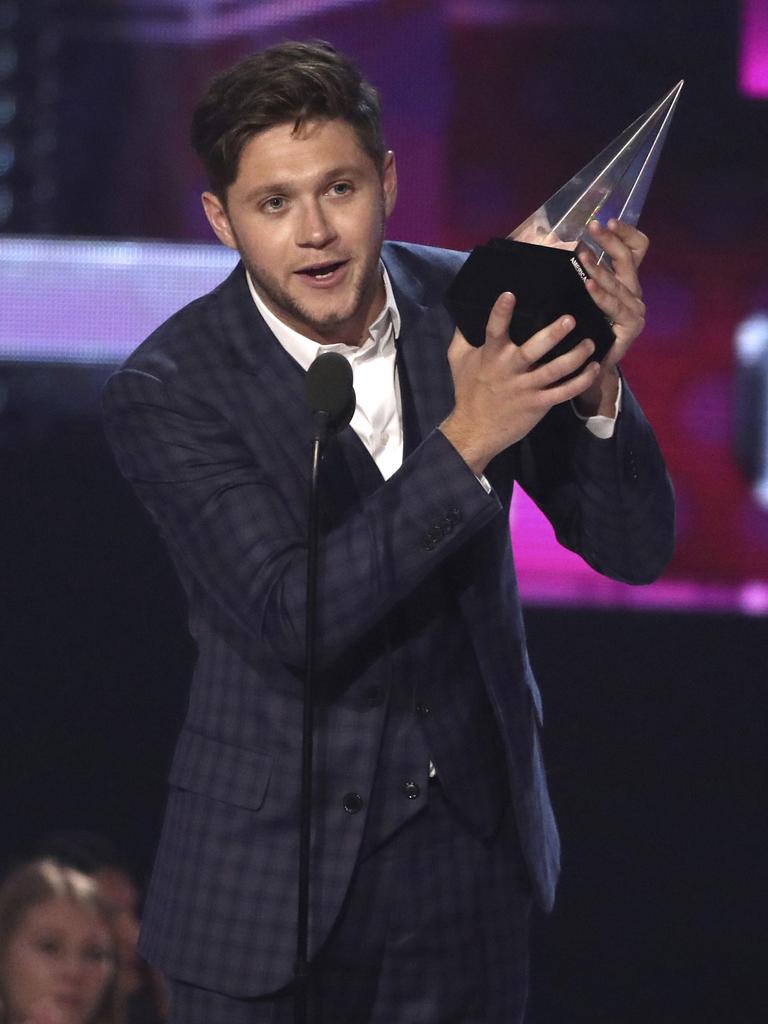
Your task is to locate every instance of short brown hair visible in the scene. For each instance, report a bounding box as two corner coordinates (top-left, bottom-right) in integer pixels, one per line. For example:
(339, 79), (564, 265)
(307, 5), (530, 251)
(191, 40), (386, 198)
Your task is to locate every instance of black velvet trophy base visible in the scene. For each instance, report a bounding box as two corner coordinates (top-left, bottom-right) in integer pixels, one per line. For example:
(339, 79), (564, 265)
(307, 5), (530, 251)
(445, 238), (616, 363)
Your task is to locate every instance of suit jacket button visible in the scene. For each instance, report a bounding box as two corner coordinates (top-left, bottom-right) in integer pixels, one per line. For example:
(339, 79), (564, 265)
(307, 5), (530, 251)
(402, 781), (421, 800)
(415, 703), (431, 717)
(343, 792), (364, 814)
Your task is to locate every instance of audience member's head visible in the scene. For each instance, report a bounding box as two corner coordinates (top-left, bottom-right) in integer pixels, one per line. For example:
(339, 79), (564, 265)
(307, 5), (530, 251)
(29, 833), (166, 1023)
(0, 859), (118, 1024)
(29, 835), (141, 997)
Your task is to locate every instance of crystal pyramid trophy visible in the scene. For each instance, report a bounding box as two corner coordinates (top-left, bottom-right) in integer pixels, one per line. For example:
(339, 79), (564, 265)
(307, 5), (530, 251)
(446, 80), (684, 362)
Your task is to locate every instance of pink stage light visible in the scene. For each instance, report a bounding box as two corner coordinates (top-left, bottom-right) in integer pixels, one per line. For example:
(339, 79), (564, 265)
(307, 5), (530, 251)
(740, 0), (768, 98)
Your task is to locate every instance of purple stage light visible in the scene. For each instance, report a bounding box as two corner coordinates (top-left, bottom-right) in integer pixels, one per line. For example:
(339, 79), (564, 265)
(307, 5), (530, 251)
(740, 0), (768, 98)
(75, 0), (378, 44)
(0, 236), (236, 363)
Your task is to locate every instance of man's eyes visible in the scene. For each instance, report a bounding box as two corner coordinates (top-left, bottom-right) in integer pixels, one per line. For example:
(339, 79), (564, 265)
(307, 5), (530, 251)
(259, 182), (352, 212)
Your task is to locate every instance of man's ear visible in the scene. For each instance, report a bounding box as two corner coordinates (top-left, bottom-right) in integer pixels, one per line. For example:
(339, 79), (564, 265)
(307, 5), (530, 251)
(382, 150), (398, 218)
(201, 191), (238, 250)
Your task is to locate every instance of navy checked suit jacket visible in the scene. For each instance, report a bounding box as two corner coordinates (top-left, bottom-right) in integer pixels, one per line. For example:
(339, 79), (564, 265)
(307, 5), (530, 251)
(103, 241), (675, 997)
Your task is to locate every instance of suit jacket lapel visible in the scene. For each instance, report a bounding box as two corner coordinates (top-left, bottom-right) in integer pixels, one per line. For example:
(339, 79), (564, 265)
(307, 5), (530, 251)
(384, 253), (457, 452)
(221, 264), (307, 415)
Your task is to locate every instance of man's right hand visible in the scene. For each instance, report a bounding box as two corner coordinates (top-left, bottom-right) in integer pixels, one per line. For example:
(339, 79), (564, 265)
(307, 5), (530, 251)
(439, 291), (601, 475)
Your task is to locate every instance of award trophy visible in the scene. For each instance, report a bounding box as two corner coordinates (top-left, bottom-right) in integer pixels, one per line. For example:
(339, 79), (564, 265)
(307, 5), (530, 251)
(446, 80), (684, 362)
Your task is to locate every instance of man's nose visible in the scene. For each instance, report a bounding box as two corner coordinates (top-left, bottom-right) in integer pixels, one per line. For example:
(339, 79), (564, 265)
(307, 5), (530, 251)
(297, 200), (336, 248)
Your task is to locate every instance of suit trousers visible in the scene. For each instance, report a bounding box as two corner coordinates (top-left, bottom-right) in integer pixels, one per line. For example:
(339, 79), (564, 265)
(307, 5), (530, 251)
(167, 778), (532, 1024)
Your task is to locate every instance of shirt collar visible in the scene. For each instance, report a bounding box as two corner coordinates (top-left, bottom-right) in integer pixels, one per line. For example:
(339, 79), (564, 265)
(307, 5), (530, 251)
(246, 262), (401, 373)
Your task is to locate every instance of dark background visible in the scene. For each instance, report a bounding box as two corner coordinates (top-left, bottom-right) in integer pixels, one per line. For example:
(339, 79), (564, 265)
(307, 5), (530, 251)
(2, 1), (767, 1020)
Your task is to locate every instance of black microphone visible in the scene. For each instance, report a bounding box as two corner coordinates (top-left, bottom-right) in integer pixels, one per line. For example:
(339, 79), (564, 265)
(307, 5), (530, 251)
(296, 349), (356, 1023)
(306, 351), (356, 443)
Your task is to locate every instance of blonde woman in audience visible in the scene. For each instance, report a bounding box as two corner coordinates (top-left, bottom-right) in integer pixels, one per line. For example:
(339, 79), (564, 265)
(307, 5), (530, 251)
(31, 833), (166, 1024)
(0, 860), (119, 1024)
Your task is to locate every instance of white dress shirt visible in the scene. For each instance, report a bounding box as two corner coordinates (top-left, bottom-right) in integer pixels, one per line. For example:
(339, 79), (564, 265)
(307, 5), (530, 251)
(247, 266), (404, 480)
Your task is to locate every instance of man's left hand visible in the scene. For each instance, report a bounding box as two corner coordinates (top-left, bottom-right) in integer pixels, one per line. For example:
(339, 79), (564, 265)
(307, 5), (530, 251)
(575, 217), (649, 416)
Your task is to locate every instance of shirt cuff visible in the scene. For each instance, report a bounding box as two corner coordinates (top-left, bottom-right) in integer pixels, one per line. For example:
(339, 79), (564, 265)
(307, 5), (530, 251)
(571, 375), (623, 439)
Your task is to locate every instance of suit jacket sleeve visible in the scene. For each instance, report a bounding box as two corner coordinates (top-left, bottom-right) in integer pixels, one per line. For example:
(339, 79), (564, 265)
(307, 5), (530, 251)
(511, 376), (675, 584)
(103, 367), (502, 673)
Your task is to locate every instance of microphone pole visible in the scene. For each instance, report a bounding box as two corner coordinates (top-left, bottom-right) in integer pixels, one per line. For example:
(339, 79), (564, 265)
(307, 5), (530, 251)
(295, 353), (355, 1024)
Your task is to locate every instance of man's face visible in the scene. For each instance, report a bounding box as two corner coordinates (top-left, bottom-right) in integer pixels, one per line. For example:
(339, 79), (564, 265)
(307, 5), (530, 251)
(203, 118), (397, 347)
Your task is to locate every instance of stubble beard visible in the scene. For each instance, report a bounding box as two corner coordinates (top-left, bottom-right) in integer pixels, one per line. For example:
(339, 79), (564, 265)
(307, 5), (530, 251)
(242, 244), (383, 345)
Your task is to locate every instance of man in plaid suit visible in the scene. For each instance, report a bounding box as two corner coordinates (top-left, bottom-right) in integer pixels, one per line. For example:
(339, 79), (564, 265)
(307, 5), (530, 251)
(104, 41), (674, 1023)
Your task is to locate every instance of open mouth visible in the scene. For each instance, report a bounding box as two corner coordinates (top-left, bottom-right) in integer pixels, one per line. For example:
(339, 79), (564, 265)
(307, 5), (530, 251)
(297, 260), (347, 280)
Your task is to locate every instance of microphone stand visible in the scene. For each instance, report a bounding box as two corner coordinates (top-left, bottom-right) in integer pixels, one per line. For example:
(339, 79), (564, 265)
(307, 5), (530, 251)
(295, 410), (329, 1024)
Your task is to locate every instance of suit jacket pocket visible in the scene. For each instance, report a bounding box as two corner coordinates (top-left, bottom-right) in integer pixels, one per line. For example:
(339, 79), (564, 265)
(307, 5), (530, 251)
(168, 729), (274, 811)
